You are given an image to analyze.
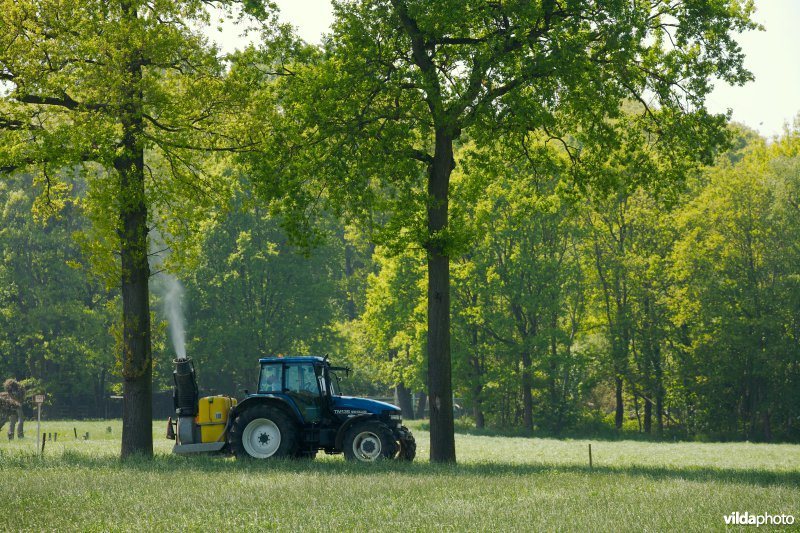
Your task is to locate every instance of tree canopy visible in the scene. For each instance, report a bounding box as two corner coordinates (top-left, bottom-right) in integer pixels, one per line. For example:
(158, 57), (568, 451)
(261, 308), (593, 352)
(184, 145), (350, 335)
(0, 0), (261, 456)
(5, 1), (797, 461)
(241, 0), (757, 462)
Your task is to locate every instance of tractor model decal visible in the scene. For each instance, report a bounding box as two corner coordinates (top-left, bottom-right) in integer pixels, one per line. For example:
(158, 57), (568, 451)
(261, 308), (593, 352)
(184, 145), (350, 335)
(333, 409), (369, 417)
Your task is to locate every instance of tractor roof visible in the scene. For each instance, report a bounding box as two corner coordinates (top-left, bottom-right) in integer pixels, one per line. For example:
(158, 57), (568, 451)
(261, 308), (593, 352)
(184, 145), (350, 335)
(258, 356), (327, 365)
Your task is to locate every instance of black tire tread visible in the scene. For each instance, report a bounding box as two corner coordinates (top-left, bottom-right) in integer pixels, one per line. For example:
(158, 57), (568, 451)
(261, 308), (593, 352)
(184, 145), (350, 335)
(397, 426), (416, 461)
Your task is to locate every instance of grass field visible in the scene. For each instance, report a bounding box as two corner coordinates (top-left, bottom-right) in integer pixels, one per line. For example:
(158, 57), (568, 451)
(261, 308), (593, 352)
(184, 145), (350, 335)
(1, 419), (798, 531)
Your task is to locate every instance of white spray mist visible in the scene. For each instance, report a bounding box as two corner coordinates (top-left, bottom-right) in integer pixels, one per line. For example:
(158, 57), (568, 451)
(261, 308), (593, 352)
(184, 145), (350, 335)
(150, 228), (189, 360)
(163, 274), (187, 360)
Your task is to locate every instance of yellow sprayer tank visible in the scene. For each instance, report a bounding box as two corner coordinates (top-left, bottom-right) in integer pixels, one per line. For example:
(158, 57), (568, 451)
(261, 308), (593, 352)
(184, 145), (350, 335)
(196, 395), (237, 443)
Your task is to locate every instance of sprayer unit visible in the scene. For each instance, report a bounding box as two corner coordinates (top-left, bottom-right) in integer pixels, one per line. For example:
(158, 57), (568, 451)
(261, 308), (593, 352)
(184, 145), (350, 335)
(168, 358), (237, 454)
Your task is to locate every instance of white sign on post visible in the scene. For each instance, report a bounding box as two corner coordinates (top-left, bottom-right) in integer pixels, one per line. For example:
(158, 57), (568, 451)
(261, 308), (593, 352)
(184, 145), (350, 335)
(35, 394), (45, 457)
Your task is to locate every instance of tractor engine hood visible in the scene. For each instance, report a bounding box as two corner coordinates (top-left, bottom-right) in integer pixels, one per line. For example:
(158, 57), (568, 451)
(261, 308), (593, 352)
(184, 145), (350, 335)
(331, 395), (400, 417)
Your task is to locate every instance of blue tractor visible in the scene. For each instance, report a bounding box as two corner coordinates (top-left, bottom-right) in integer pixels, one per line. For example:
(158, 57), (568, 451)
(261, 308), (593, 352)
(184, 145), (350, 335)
(169, 356), (416, 462)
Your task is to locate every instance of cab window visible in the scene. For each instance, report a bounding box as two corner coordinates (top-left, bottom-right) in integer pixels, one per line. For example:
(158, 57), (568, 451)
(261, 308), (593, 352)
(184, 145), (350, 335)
(284, 363), (321, 423)
(258, 364), (283, 393)
(285, 363), (318, 395)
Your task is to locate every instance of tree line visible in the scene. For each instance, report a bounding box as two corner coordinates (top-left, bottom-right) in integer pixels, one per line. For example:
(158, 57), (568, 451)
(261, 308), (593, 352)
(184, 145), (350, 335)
(1, 0), (782, 459)
(359, 125), (800, 442)
(2, 123), (798, 442)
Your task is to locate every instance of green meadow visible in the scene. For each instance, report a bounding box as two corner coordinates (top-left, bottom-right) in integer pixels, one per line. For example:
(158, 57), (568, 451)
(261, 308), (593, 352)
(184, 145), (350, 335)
(1, 420), (798, 531)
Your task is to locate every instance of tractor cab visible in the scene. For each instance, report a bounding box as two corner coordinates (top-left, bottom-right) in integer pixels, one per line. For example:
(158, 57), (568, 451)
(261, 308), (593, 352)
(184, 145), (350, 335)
(256, 356), (328, 423)
(255, 356), (398, 426)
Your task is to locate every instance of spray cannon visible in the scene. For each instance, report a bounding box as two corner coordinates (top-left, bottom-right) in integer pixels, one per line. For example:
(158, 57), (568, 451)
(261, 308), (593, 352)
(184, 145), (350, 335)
(173, 358), (199, 416)
(167, 357), (237, 454)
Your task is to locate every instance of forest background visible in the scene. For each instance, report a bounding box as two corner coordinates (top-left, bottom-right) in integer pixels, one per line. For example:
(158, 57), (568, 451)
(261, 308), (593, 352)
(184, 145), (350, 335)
(1, 0), (799, 448)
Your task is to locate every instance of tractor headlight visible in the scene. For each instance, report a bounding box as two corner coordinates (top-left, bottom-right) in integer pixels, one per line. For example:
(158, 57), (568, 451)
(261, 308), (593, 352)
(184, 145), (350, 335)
(382, 410), (402, 426)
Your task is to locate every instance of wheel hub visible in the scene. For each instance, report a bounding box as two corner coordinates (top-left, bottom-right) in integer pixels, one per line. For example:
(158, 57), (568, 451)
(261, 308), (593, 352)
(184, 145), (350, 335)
(353, 431), (382, 461)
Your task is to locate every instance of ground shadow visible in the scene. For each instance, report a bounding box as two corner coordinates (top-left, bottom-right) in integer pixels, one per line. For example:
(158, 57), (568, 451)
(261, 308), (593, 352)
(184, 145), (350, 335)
(4, 449), (798, 488)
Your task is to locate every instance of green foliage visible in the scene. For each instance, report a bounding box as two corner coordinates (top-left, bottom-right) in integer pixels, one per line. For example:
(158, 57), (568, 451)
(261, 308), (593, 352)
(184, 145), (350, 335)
(1, 0), (794, 451)
(668, 127), (800, 440)
(182, 192), (346, 394)
(448, 138), (587, 431)
(238, 0), (759, 463)
(0, 0), (283, 455)
(353, 121), (800, 440)
(0, 172), (116, 413)
(361, 246), (427, 389)
(242, 0), (756, 250)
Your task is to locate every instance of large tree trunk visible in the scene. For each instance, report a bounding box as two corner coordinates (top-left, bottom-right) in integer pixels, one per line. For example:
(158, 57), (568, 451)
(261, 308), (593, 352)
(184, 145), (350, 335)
(427, 127), (456, 463)
(117, 18), (153, 458)
(119, 142), (153, 458)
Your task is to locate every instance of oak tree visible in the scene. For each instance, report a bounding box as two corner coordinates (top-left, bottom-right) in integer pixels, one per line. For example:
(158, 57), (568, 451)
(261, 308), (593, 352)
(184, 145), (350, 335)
(247, 0), (756, 461)
(0, 0), (261, 456)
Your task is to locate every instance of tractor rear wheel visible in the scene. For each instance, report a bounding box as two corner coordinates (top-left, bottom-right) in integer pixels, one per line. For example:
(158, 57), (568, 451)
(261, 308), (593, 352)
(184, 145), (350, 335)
(343, 420), (397, 462)
(230, 405), (297, 459)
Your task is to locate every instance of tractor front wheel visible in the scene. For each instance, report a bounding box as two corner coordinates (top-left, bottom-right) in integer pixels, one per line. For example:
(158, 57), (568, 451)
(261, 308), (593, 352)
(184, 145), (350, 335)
(397, 426), (416, 461)
(343, 420), (397, 462)
(230, 406), (297, 459)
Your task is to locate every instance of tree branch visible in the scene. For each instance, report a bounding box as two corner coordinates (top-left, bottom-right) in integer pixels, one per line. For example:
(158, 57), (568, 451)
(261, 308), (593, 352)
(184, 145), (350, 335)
(390, 0), (444, 118)
(15, 91), (108, 112)
(408, 148), (433, 164)
(0, 116), (41, 131)
(144, 132), (259, 153)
